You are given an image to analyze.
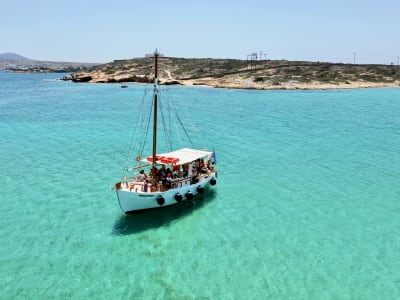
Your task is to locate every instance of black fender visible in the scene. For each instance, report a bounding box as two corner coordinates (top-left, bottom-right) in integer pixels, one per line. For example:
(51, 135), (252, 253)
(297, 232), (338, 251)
(185, 191), (194, 200)
(197, 186), (204, 194)
(156, 195), (165, 206)
(174, 193), (183, 202)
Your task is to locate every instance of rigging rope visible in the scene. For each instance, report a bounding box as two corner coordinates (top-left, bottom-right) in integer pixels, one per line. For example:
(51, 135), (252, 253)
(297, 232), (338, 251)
(121, 82), (209, 180)
(122, 88), (148, 175)
(121, 87), (154, 177)
(165, 87), (195, 148)
(138, 89), (153, 157)
(158, 91), (173, 152)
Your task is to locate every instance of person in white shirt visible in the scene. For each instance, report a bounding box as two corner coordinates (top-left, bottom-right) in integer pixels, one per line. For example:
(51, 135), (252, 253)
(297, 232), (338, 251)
(137, 170), (147, 182)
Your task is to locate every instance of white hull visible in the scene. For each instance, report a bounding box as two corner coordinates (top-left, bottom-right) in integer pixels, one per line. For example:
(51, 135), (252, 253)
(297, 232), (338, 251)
(116, 173), (216, 213)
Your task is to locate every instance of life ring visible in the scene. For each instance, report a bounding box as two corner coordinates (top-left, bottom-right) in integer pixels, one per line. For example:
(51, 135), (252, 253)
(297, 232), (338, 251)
(136, 155), (141, 161)
(160, 157), (172, 164)
(160, 157), (180, 165)
(147, 155), (165, 162)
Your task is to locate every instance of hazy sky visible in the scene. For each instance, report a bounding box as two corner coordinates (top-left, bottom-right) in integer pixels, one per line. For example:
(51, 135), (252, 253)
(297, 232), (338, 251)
(1, 0), (399, 64)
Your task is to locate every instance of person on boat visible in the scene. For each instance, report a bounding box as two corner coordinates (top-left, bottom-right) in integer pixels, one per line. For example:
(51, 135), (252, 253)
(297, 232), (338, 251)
(161, 173), (172, 190)
(143, 180), (149, 192)
(158, 164), (167, 177)
(166, 173), (172, 188)
(195, 159), (200, 171)
(209, 161), (215, 172)
(191, 165), (198, 184)
(137, 170), (147, 182)
(182, 164), (189, 177)
(200, 160), (209, 173)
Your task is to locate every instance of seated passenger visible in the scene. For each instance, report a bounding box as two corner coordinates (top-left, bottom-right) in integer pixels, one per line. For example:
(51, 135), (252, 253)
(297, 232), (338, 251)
(191, 167), (199, 183)
(200, 161), (209, 173)
(183, 167), (188, 177)
(137, 170), (147, 182)
(209, 162), (215, 172)
(158, 164), (167, 177)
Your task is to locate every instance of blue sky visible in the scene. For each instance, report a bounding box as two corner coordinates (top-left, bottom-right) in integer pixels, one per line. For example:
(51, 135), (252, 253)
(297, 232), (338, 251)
(1, 0), (399, 64)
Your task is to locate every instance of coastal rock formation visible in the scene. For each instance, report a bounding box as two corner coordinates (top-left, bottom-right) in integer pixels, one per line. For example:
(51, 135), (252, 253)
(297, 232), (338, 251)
(62, 57), (400, 90)
(63, 72), (153, 83)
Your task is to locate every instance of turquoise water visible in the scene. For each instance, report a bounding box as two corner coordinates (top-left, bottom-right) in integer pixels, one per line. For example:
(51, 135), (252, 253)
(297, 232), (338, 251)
(1, 72), (399, 299)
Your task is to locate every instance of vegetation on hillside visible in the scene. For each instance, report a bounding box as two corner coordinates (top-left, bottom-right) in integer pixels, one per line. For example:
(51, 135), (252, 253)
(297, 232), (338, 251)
(62, 56), (400, 89)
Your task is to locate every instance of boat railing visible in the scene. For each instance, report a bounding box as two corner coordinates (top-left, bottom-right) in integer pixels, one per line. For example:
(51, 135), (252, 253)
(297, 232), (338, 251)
(116, 171), (215, 193)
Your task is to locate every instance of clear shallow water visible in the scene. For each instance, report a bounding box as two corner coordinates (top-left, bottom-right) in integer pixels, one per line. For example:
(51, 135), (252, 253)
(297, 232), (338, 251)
(1, 72), (399, 299)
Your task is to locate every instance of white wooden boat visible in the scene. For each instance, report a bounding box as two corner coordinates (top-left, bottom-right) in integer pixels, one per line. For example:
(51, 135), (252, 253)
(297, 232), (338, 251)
(114, 50), (217, 213)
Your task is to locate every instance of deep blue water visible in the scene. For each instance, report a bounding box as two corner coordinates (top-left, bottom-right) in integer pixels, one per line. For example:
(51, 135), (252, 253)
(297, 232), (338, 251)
(1, 72), (399, 299)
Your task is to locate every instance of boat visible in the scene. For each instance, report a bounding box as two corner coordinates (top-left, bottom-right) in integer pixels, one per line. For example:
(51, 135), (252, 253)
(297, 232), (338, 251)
(114, 50), (217, 213)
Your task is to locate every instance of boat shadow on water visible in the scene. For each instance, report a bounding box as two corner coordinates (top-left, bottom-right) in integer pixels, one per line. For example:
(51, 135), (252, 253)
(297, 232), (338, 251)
(112, 190), (217, 235)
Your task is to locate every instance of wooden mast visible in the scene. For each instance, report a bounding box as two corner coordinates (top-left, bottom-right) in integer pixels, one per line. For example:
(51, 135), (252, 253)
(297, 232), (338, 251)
(151, 49), (159, 171)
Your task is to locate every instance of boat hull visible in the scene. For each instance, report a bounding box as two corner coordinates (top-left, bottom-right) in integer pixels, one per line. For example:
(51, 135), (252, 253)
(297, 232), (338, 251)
(116, 174), (216, 213)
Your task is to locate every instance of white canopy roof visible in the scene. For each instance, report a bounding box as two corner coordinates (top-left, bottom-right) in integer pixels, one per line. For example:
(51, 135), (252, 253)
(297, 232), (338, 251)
(142, 148), (212, 165)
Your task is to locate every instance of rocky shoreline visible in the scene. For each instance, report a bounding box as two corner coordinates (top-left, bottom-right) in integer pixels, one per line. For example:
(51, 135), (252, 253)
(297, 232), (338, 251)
(62, 57), (400, 90)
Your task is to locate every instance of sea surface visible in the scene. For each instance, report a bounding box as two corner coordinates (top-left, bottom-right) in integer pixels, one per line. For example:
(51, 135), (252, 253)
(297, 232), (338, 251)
(1, 72), (399, 299)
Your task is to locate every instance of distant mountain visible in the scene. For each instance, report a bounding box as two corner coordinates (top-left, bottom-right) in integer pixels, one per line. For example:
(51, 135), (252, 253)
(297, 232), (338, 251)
(0, 52), (34, 61)
(0, 52), (98, 72)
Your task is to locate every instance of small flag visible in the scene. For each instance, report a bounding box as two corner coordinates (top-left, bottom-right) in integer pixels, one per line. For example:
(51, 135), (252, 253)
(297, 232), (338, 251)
(212, 148), (217, 164)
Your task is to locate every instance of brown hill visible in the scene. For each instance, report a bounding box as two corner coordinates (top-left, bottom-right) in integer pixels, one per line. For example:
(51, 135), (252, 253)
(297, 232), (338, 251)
(62, 57), (400, 90)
